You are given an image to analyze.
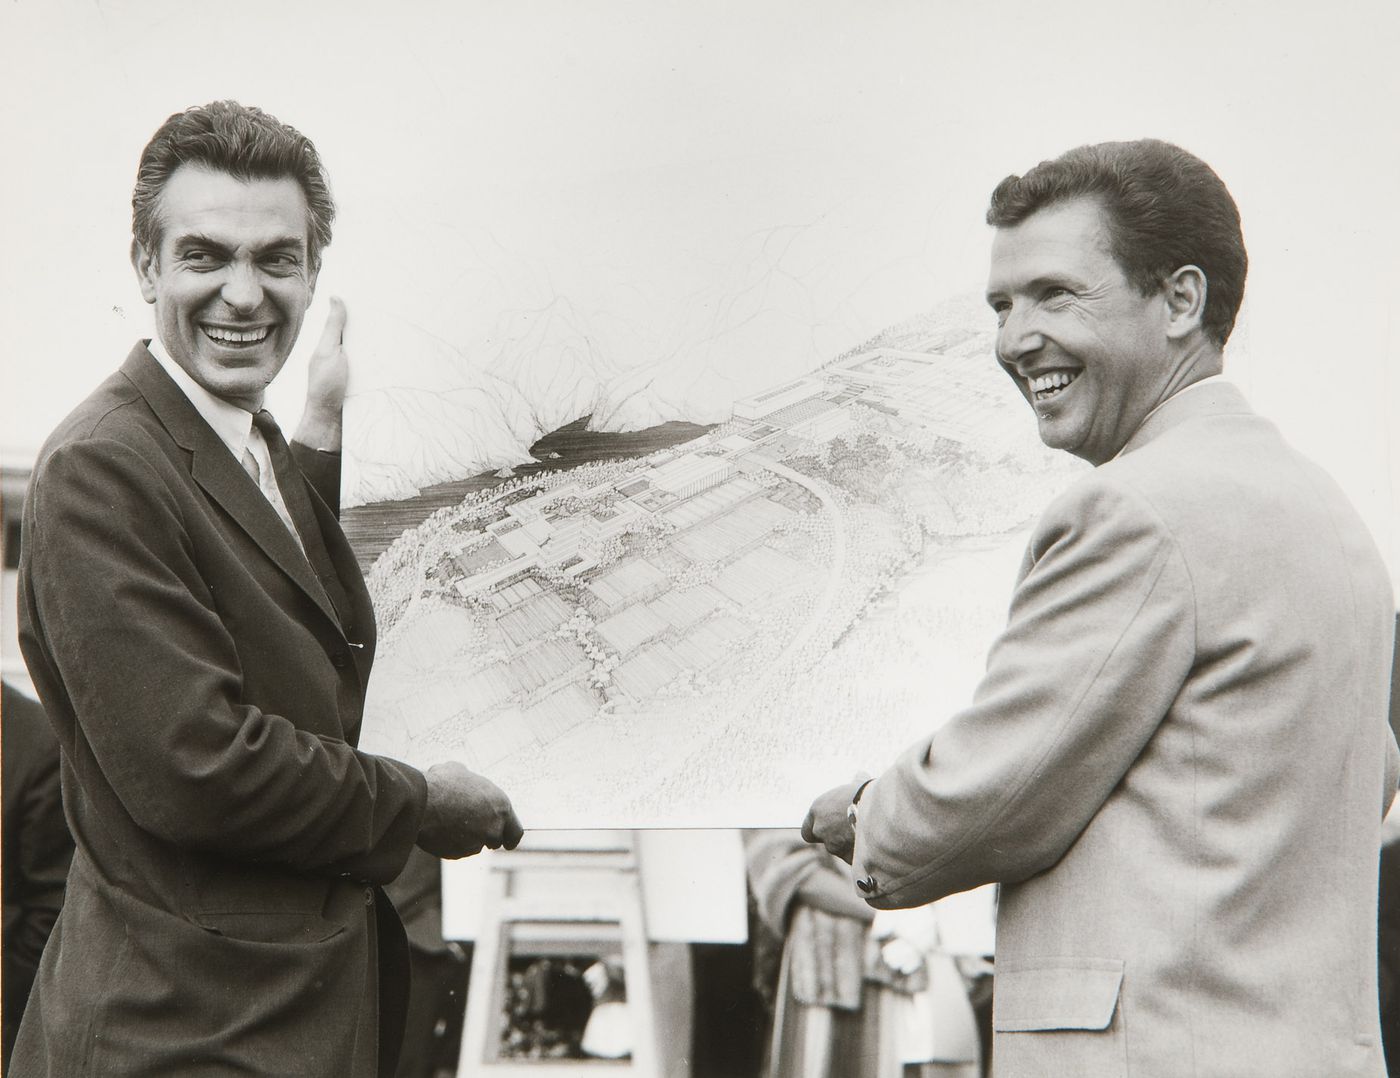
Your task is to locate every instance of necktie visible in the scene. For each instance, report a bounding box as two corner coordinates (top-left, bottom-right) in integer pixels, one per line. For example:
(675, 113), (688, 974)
(241, 446), (259, 482)
(251, 410), (349, 624)
(241, 443), (305, 556)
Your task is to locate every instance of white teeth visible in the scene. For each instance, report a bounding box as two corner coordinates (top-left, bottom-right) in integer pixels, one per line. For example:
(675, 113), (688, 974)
(1029, 370), (1077, 393)
(203, 326), (269, 344)
(1030, 371), (1079, 402)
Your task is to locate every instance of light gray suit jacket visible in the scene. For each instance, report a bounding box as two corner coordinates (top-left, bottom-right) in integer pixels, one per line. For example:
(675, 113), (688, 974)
(854, 383), (1399, 1076)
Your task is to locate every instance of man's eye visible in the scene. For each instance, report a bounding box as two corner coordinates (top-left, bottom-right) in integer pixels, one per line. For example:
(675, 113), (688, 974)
(991, 302), (1011, 326)
(1044, 286), (1073, 303)
(184, 251), (217, 267)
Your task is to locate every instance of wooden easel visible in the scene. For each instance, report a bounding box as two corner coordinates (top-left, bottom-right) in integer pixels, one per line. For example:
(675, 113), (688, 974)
(457, 831), (662, 1076)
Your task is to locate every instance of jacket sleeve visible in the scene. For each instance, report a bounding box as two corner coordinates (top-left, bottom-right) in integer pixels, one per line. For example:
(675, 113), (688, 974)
(22, 437), (425, 884)
(853, 473), (1196, 908)
(744, 829), (827, 933)
(290, 441), (341, 516)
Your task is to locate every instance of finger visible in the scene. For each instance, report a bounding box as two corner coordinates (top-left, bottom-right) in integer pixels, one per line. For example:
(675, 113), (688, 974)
(314, 295), (347, 354)
(502, 810), (525, 850)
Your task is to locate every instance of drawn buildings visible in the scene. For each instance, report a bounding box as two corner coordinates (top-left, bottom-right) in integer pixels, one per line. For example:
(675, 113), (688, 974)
(359, 342), (1069, 818)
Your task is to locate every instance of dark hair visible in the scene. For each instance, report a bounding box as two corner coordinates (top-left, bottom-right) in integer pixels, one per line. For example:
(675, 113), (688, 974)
(132, 100), (335, 270)
(986, 139), (1247, 346)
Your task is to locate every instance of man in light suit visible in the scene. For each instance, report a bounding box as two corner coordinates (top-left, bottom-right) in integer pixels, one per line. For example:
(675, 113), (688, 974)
(804, 140), (1400, 1075)
(15, 100), (523, 1077)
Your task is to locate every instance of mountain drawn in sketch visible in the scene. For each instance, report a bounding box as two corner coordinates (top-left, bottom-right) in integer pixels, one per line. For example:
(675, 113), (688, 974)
(342, 289), (976, 509)
(484, 296), (622, 437)
(350, 297), (1085, 827)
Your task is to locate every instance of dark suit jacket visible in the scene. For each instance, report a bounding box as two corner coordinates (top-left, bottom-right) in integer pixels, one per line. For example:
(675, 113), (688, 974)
(2, 680), (72, 1069)
(14, 343), (429, 1076)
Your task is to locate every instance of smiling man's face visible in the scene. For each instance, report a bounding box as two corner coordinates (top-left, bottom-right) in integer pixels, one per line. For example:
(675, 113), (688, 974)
(133, 164), (318, 411)
(986, 196), (1178, 465)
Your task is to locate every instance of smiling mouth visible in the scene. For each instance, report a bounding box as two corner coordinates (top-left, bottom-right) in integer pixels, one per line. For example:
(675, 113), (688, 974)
(1029, 370), (1079, 403)
(201, 325), (271, 346)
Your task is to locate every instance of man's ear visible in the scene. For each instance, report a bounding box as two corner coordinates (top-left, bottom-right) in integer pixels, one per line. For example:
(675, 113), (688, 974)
(1164, 265), (1207, 340)
(131, 239), (159, 304)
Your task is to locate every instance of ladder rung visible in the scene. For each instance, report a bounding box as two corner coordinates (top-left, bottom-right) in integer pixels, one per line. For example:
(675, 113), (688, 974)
(498, 896), (642, 923)
(501, 924), (626, 950)
(466, 1063), (640, 1076)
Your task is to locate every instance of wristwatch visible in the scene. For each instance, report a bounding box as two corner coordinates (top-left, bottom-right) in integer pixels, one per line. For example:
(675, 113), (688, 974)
(846, 779), (873, 829)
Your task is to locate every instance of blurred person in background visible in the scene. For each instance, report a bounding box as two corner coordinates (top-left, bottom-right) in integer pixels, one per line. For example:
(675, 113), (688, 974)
(385, 848), (472, 1078)
(746, 830), (985, 1077)
(873, 888), (996, 1078)
(1381, 807), (1400, 1075)
(1381, 619), (1400, 1074)
(2, 680), (73, 1070)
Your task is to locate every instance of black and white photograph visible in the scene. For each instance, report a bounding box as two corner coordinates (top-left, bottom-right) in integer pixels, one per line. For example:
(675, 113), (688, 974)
(1, 1), (1398, 1075)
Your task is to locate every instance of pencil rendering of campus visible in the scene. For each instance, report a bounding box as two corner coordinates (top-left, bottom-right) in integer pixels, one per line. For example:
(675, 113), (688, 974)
(353, 314), (1080, 826)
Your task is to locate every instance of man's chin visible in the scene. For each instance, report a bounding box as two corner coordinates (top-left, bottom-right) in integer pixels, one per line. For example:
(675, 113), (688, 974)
(190, 353), (286, 405)
(1035, 415), (1072, 450)
(196, 369), (274, 410)
(1034, 416), (1092, 460)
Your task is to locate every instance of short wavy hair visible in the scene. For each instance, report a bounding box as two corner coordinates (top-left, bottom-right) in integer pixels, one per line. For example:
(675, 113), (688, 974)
(987, 139), (1247, 346)
(132, 100), (335, 271)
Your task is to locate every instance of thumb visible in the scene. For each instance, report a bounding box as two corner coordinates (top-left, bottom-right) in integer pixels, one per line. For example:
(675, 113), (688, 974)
(314, 296), (347, 354)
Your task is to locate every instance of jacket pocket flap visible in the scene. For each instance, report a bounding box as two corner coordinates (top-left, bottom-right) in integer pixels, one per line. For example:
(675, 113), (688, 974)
(993, 957), (1124, 1032)
(193, 910), (346, 946)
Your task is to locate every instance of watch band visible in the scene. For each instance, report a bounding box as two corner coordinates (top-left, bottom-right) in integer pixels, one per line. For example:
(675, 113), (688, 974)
(846, 778), (873, 829)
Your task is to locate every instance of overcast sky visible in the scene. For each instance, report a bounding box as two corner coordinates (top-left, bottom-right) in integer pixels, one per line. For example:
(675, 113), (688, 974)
(2, 0), (1397, 588)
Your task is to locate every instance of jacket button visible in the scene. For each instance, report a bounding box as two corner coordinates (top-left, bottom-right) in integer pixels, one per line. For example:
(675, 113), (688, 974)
(331, 651), (349, 669)
(856, 876), (877, 895)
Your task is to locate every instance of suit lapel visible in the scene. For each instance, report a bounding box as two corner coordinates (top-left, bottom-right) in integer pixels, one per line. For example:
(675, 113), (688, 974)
(120, 344), (345, 634)
(307, 487), (376, 688)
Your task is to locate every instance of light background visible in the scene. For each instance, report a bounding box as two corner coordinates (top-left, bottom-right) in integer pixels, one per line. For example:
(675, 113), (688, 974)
(2, 0), (1397, 634)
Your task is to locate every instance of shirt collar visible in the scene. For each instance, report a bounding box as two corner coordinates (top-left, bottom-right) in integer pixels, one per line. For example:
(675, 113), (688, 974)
(146, 337), (255, 461)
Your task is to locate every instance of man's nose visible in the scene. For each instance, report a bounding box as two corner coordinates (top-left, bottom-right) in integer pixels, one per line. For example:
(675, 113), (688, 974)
(220, 261), (264, 312)
(995, 304), (1044, 371)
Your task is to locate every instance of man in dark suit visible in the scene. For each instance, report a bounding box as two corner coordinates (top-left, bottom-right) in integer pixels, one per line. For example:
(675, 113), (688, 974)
(1, 680), (73, 1070)
(14, 100), (523, 1077)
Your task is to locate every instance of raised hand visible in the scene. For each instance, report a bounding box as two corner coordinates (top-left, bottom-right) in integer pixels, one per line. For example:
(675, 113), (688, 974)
(294, 296), (349, 451)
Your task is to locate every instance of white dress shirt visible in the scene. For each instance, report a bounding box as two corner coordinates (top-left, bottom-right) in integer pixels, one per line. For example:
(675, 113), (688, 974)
(146, 338), (306, 555)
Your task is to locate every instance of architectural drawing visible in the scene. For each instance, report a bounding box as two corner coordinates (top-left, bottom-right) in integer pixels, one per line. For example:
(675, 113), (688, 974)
(350, 306), (1083, 827)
